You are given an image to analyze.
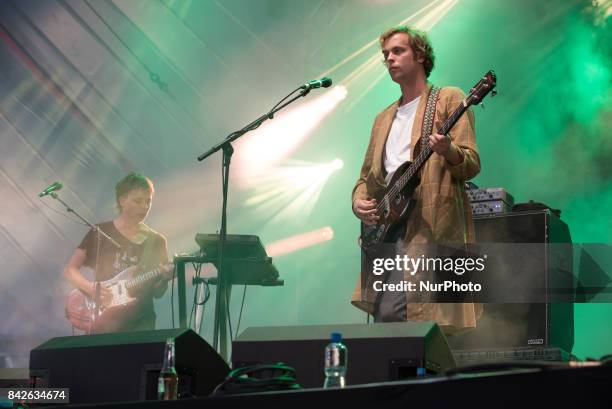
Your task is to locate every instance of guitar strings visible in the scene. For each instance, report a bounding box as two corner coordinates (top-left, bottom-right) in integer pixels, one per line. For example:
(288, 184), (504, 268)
(371, 104), (464, 215)
(372, 142), (430, 214)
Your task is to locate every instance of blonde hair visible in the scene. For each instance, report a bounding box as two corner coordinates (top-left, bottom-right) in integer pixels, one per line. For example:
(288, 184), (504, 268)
(379, 26), (435, 78)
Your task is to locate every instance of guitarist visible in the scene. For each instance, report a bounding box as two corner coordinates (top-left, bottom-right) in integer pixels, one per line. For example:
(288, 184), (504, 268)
(351, 26), (481, 335)
(64, 172), (169, 333)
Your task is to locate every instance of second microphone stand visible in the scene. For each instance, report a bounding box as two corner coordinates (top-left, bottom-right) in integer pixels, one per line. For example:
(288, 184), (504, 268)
(48, 192), (121, 331)
(197, 85), (320, 361)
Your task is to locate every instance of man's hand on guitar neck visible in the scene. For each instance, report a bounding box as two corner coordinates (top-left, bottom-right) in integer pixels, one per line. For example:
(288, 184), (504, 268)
(353, 198), (380, 226)
(429, 133), (463, 165)
(151, 262), (174, 299)
(158, 262), (175, 281)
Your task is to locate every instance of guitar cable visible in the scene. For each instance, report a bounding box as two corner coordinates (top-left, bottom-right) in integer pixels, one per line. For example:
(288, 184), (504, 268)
(211, 363), (301, 396)
(195, 264), (211, 337)
(170, 261), (176, 328)
(235, 285), (248, 338)
(189, 262), (206, 328)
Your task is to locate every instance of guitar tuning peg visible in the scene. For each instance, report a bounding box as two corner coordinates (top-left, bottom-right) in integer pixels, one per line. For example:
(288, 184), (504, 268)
(480, 102), (486, 109)
(491, 90), (497, 97)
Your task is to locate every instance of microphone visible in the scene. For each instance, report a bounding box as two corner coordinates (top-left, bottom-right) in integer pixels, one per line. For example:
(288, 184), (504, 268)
(38, 181), (63, 197)
(300, 77), (332, 91)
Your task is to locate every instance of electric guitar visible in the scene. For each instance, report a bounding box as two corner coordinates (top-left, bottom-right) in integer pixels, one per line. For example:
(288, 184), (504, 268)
(360, 70), (497, 252)
(65, 263), (173, 332)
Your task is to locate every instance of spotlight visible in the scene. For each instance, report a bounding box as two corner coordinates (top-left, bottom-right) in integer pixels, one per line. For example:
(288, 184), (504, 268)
(266, 227), (335, 257)
(234, 86), (348, 186)
(244, 159), (344, 223)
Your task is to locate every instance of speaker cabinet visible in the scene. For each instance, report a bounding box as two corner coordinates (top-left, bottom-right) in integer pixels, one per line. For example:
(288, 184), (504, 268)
(448, 210), (574, 353)
(232, 321), (455, 388)
(29, 328), (229, 404)
(0, 369), (29, 388)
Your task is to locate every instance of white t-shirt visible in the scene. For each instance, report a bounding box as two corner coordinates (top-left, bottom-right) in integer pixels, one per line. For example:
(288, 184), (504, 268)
(384, 96), (420, 184)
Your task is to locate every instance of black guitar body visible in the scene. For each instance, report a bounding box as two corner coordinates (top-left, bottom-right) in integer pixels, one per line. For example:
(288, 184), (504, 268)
(360, 160), (420, 253)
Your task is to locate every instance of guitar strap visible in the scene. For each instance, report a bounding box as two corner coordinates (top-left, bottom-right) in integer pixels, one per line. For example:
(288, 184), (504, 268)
(419, 85), (441, 154)
(139, 229), (156, 272)
(138, 227), (164, 283)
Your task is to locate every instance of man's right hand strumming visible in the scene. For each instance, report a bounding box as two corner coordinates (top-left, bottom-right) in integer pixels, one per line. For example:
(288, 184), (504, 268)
(64, 248), (112, 307)
(88, 282), (112, 307)
(353, 198), (380, 225)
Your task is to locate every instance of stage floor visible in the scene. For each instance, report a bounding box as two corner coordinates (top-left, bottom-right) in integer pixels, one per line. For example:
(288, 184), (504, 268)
(37, 364), (612, 409)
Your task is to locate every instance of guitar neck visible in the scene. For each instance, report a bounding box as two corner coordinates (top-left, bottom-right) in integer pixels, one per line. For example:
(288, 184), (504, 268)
(393, 100), (469, 193)
(125, 267), (163, 292)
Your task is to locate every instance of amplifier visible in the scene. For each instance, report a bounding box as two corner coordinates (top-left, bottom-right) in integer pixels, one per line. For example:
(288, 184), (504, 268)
(453, 347), (572, 365)
(448, 210), (574, 354)
(467, 187), (514, 205)
(470, 200), (511, 215)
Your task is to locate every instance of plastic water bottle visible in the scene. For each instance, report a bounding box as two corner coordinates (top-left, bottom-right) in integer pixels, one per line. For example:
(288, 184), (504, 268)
(323, 332), (347, 388)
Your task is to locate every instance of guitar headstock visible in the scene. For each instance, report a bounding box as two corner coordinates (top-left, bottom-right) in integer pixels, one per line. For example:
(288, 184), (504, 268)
(465, 70), (497, 107)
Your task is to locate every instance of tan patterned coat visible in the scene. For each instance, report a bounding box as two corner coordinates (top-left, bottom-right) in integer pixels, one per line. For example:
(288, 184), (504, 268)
(351, 84), (482, 333)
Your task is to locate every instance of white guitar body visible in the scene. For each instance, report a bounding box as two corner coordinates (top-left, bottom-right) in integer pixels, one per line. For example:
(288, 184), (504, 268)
(65, 264), (171, 332)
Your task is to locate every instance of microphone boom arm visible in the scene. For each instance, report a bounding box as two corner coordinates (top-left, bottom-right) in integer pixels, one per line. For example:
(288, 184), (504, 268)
(197, 84), (320, 162)
(46, 192), (121, 249)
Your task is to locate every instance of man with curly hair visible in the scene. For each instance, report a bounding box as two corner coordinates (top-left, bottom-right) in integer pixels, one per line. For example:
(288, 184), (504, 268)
(351, 26), (481, 335)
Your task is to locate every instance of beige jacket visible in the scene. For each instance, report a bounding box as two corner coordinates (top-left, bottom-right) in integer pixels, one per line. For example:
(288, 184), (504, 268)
(351, 84), (482, 333)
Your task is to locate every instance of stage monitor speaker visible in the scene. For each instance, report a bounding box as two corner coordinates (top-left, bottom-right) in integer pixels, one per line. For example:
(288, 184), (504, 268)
(0, 369), (29, 388)
(448, 210), (574, 353)
(232, 322), (455, 388)
(29, 328), (229, 404)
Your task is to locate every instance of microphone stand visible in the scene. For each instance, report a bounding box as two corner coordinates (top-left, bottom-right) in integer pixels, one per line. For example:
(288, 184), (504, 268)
(197, 86), (317, 361)
(48, 192), (121, 331)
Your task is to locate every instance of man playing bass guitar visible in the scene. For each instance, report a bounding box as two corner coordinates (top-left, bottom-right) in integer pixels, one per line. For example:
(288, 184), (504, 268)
(351, 26), (487, 335)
